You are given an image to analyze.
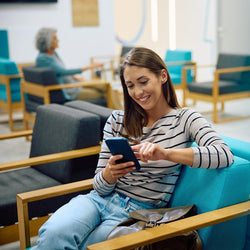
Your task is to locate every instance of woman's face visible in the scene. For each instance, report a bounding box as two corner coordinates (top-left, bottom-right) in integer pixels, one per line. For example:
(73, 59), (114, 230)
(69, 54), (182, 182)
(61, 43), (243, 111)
(123, 65), (168, 113)
(50, 32), (59, 50)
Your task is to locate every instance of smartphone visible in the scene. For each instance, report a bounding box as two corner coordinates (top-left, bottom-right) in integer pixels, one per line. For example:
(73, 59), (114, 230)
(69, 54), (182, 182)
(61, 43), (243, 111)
(105, 137), (141, 170)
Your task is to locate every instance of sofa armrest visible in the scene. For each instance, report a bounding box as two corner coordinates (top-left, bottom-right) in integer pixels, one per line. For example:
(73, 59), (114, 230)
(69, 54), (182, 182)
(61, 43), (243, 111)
(0, 145), (101, 172)
(87, 201), (250, 250)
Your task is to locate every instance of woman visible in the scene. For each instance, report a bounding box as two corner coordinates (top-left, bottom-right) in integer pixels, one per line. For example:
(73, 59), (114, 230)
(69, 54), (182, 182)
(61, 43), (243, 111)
(35, 27), (105, 101)
(33, 47), (234, 249)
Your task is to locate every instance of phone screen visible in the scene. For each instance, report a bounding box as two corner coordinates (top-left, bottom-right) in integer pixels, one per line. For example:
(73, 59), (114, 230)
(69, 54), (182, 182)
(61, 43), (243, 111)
(105, 137), (141, 170)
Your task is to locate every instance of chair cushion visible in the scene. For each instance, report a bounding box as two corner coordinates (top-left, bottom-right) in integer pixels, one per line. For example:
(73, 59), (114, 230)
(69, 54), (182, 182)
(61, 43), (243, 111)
(0, 58), (21, 102)
(187, 80), (250, 95)
(65, 100), (113, 140)
(23, 66), (68, 104)
(0, 58), (19, 75)
(30, 104), (100, 183)
(0, 30), (9, 59)
(0, 167), (90, 227)
(217, 54), (250, 82)
(169, 156), (250, 250)
(0, 167), (61, 226)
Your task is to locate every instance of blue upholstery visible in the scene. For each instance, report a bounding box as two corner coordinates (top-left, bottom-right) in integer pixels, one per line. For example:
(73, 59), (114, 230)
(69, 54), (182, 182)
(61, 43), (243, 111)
(164, 49), (193, 84)
(169, 138), (250, 250)
(0, 57), (21, 102)
(0, 30), (9, 59)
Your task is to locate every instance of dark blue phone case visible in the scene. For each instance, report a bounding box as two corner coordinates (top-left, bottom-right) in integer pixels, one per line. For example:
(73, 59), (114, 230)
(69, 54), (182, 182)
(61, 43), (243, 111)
(105, 137), (141, 170)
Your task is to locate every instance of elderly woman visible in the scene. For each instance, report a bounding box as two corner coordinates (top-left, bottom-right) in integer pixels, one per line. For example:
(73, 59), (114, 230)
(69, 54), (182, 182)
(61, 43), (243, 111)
(35, 27), (105, 102)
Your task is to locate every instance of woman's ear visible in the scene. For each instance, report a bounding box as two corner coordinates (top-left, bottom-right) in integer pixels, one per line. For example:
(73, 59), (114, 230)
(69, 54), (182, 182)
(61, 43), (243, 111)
(161, 69), (168, 84)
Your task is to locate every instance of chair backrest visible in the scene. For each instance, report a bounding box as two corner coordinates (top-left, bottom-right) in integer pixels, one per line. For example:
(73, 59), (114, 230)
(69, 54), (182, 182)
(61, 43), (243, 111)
(0, 57), (21, 102)
(65, 100), (113, 140)
(164, 49), (193, 84)
(30, 104), (101, 183)
(22, 66), (68, 105)
(120, 46), (134, 58)
(169, 149), (250, 249)
(217, 53), (250, 83)
(0, 30), (9, 59)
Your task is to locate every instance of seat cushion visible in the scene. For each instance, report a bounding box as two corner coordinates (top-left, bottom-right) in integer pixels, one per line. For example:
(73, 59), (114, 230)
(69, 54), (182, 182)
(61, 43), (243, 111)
(65, 100), (113, 140)
(30, 104), (100, 183)
(188, 80), (250, 95)
(0, 167), (90, 227)
(0, 167), (61, 226)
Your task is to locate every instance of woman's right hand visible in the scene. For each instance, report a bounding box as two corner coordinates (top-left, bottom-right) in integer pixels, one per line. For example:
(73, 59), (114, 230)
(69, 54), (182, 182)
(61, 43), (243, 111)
(102, 154), (136, 184)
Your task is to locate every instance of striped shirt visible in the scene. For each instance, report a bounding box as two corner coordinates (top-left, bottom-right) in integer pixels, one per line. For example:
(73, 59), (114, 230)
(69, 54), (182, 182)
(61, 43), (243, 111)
(93, 108), (234, 207)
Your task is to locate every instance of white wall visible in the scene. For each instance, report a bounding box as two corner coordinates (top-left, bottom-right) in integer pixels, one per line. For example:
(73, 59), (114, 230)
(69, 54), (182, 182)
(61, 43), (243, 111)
(0, 0), (115, 78)
(114, 0), (217, 80)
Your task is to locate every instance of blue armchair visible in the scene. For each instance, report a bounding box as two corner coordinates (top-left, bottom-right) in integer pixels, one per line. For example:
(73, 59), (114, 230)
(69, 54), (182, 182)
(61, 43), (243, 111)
(0, 57), (22, 131)
(17, 132), (250, 249)
(164, 49), (195, 106)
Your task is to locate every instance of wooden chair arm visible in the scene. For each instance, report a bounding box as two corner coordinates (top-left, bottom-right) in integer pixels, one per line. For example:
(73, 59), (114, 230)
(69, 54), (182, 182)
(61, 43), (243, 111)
(0, 130), (33, 140)
(87, 200), (250, 250)
(215, 65), (250, 74)
(165, 61), (196, 66)
(17, 178), (93, 204)
(45, 80), (111, 91)
(0, 145), (101, 172)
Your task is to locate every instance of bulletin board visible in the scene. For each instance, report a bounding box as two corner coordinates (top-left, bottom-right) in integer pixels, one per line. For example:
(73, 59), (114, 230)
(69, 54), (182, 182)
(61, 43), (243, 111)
(72, 0), (99, 26)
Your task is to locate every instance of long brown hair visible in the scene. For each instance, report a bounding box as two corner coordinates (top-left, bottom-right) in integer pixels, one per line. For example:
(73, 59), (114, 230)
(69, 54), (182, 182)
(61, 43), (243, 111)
(120, 47), (180, 140)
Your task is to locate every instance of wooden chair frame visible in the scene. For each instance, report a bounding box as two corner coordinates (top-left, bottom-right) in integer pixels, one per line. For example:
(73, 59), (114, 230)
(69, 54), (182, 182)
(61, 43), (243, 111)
(182, 64), (250, 123)
(0, 73), (22, 131)
(0, 130), (101, 246)
(21, 78), (113, 130)
(16, 174), (250, 250)
(165, 61), (197, 106)
(90, 55), (122, 81)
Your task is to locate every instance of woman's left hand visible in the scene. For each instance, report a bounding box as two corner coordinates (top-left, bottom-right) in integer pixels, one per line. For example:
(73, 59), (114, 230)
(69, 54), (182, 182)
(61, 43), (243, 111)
(132, 142), (167, 163)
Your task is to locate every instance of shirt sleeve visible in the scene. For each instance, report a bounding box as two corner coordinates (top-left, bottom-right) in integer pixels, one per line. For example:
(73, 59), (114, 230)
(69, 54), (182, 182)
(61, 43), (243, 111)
(184, 109), (234, 168)
(36, 53), (82, 76)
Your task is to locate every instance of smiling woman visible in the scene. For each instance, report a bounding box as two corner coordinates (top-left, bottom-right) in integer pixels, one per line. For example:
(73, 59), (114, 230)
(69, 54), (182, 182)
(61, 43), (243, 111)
(30, 47), (234, 250)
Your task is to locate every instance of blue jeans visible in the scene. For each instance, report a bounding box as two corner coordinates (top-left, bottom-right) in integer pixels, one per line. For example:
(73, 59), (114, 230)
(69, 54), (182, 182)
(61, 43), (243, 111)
(32, 190), (154, 250)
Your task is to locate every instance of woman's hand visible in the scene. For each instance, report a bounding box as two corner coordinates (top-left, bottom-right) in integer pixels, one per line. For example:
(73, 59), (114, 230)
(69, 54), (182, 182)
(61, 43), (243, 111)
(132, 142), (167, 163)
(132, 142), (194, 166)
(102, 154), (136, 184)
(72, 74), (85, 81)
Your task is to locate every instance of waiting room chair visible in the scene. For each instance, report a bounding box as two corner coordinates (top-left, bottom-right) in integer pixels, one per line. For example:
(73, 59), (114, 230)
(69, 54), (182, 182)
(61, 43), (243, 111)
(90, 46), (134, 81)
(0, 57), (22, 131)
(164, 49), (196, 106)
(17, 136), (250, 250)
(183, 53), (250, 123)
(21, 66), (113, 129)
(0, 103), (106, 246)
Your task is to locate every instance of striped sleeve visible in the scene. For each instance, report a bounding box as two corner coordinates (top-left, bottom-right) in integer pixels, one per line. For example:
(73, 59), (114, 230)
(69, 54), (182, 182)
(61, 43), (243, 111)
(185, 109), (234, 168)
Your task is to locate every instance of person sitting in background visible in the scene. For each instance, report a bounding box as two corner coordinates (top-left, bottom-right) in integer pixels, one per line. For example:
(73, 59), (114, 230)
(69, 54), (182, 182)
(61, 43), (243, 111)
(35, 27), (105, 102)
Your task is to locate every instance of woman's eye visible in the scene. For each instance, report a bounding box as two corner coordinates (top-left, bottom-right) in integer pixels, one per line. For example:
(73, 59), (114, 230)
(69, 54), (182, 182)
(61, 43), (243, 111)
(127, 84), (134, 88)
(140, 80), (148, 84)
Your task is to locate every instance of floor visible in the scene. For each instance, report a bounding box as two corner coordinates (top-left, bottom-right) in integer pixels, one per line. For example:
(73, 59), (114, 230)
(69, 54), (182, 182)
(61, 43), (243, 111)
(0, 96), (250, 249)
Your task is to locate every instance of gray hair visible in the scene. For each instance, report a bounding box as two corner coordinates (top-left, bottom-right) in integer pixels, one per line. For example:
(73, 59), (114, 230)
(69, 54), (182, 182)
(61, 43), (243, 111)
(35, 27), (57, 52)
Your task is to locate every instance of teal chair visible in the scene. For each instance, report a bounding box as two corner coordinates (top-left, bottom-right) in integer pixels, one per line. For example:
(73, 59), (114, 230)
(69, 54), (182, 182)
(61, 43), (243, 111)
(0, 57), (22, 131)
(0, 30), (10, 59)
(18, 135), (250, 250)
(164, 49), (195, 106)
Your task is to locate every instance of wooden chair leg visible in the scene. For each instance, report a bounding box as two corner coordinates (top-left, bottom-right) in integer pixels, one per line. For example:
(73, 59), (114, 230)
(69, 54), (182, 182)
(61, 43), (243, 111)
(213, 101), (218, 123)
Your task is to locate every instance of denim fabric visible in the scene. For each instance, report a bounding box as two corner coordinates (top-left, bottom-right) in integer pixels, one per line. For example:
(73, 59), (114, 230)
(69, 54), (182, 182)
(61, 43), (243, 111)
(32, 190), (154, 250)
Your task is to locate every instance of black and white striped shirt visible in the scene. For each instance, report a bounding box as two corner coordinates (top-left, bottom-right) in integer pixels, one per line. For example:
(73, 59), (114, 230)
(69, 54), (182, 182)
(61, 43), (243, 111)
(93, 108), (234, 207)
